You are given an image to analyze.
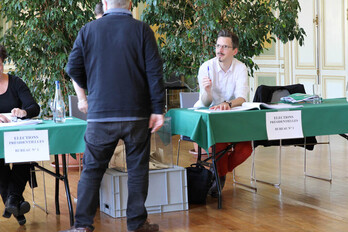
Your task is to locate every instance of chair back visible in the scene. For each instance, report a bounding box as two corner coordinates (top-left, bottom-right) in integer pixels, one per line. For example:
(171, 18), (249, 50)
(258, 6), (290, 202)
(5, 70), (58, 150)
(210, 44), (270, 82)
(179, 92), (199, 108)
(68, 95), (87, 120)
(179, 92), (199, 141)
(253, 84), (305, 103)
(270, 89), (291, 102)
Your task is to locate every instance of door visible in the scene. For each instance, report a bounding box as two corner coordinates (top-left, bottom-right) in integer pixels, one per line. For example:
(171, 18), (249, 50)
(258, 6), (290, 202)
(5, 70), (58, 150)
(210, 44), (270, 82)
(293, 0), (348, 98)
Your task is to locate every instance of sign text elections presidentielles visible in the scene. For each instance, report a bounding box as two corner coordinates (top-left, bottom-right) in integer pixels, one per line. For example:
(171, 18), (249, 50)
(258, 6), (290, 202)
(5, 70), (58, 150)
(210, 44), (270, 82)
(266, 111), (303, 140)
(4, 130), (49, 163)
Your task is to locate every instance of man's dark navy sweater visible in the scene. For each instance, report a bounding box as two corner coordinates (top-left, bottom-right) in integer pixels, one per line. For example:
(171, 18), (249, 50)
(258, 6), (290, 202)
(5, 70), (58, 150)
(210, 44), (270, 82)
(66, 12), (164, 120)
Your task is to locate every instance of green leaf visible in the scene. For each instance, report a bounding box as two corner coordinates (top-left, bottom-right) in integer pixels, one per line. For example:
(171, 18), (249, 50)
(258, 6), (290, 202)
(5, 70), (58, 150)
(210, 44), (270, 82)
(139, 0), (305, 83)
(0, 0), (98, 116)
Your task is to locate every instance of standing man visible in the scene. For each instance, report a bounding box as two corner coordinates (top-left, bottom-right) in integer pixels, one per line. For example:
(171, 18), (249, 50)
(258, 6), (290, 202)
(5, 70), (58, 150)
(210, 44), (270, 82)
(194, 30), (252, 197)
(63, 0), (164, 231)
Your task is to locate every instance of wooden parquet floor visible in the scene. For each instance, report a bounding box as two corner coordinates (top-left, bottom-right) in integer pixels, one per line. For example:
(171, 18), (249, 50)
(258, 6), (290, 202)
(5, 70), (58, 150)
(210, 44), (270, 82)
(1, 135), (348, 232)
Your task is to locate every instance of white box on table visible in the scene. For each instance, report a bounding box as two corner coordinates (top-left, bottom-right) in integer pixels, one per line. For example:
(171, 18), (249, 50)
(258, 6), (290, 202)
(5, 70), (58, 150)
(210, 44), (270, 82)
(99, 166), (188, 218)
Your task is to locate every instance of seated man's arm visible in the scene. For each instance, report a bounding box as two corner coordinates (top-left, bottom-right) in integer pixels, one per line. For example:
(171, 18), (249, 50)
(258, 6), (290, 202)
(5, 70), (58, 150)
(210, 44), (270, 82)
(209, 97), (246, 110)
(231, 97), (246, 107)
(201, 76), (213, 107)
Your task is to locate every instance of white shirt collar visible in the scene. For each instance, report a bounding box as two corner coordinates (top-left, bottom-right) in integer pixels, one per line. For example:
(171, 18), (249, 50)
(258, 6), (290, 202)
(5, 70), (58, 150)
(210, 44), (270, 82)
(215, 58), (235, 74)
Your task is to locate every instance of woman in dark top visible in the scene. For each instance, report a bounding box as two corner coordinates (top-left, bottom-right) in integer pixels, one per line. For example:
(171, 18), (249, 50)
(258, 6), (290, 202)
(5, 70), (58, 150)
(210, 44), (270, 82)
(0, 45), (40, 225)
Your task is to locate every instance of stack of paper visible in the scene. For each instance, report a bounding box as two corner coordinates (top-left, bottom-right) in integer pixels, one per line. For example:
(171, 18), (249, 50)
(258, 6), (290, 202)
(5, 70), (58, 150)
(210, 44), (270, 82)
(280, 93), (320, 103)
(0, 119), (43, 127)
(0, 113), (42, 127)
(195, 102), (303, 113)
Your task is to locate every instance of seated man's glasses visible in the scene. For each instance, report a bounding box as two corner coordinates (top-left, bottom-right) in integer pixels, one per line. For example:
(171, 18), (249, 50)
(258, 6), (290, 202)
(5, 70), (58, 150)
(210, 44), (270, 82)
(215, 44), (233, 49)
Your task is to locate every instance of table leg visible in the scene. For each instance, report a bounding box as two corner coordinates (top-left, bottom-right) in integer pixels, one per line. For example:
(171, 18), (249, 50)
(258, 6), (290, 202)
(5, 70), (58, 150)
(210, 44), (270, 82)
(34, 156), (74, 226)
(211, 145), (222, 209)
(165, 89), (168, 112)
(197, 146), (202, 161)
(55, 155), (60, 215)
(61, 154), (75, 227)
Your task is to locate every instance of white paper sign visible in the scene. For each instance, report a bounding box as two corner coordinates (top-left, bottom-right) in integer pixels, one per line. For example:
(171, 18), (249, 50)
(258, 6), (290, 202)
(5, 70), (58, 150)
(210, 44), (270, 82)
(266, 110), (303, 140)
(4, 130), (50, 163)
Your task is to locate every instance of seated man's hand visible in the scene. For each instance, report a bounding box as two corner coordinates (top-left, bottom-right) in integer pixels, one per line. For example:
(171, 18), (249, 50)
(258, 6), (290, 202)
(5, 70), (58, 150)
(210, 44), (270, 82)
(0, 114), (10, 123)
(149, 114), (164, 133)
(11, 108), (27, 118)
(210, 101), (231, 111)
(202, 76), (212, 93)
(78, 99), (88, 114)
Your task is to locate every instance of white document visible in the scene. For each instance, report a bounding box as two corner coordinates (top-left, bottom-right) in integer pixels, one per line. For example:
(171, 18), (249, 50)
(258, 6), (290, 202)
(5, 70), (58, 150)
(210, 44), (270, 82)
(266, 110), (303, 140)
(242, 102), (303, 110)
(195, 102), (303, 113)
(0, 119), (42, 127)
(1, 112), (19, 123)
(4, 130), (50, 163)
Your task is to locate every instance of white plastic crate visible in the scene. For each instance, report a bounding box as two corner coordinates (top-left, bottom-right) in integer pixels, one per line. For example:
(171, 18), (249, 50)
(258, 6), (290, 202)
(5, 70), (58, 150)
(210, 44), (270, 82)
(99, 166), (188, 218)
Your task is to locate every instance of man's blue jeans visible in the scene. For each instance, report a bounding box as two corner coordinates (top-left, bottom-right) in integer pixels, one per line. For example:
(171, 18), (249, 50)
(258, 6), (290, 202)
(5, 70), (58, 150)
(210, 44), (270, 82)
(74, 120), (151, 231)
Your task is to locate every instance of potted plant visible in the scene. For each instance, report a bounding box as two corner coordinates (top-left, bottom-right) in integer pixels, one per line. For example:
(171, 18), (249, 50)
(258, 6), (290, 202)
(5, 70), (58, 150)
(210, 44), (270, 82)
(0, 0), (99, 116)
(133, 0), (305, 88)
(0, 0), (99, 167)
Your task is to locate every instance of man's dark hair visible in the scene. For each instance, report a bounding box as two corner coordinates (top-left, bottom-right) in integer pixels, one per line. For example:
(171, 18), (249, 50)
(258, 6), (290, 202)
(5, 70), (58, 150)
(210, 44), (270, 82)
(94, 2), (104, 17)
(0, 45), (8, 62)
(217, 30), (239, 49)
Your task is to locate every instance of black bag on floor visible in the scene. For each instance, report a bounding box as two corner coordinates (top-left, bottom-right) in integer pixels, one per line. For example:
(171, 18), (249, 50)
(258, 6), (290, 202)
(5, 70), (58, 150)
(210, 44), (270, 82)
(186, 163), (213, 204)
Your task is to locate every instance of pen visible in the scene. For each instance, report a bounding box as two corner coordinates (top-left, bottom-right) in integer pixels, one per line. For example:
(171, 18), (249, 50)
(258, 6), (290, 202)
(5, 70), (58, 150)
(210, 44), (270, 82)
(207, 66), (211, 80)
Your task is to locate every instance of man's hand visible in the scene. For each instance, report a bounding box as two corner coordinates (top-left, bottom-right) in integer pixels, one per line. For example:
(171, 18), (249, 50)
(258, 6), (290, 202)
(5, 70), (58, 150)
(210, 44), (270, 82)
(78, 99), (88, 114)
(0, 114), (10, 123)
(72, 80), (88, 114)
(11, 108), (27, 118)
(202, 76), (212, 93)
(148, 114), (164, 133)
(209, 102), (231, 111)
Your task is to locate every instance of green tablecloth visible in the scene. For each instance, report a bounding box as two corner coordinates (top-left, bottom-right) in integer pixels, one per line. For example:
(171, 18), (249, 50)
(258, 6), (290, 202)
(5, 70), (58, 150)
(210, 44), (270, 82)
(0, 117), (87, 159)
(166, 98), (348, 151)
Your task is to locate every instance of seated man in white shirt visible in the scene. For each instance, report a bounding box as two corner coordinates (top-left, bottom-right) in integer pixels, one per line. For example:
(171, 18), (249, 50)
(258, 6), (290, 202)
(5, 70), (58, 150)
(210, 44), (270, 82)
(194, 29), (252, 197)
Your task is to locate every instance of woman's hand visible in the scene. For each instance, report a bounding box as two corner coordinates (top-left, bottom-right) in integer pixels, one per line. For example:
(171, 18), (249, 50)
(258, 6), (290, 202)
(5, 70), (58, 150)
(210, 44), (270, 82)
(11, 108), (27, 118)
(0, 114), (10, 123)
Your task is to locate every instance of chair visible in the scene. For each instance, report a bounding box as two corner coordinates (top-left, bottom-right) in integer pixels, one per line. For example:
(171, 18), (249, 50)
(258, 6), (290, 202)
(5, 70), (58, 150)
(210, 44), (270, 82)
(251, 84), (332, 187)
(69, 95), (87, 121)
(68, 95), (87, 176)
(176, 92), (199, 165)
(30, 161), (48, 214)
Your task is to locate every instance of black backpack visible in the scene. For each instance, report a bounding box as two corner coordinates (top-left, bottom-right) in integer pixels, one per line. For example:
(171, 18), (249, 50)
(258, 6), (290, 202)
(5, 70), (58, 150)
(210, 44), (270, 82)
(186, 163), (213, 204)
